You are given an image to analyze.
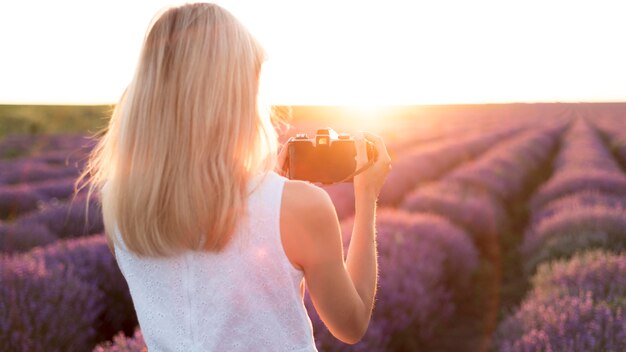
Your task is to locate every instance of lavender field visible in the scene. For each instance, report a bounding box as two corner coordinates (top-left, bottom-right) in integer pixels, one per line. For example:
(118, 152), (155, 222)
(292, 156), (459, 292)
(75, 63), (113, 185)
(1, 103), (625, 351)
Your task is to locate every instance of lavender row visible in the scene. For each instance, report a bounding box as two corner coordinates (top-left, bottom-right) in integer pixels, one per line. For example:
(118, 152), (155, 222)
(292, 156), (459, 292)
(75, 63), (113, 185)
(323, 125), (526, 221)
(496, 119), (626, 350)
(0, 177), (88, 219)
(386, 117), (522, 161)
(522, 120), (626, 273)
(495, 250), (626, 351)
(0, 133), (96, 160)
(0, 155), (85, 185)
(0, 135), (92, 185)
(401, 126), (563, 247)
(444, 125), (564, 203)
(0, 133), (95, 220)
(590, 116), (626, 168)
(529, 120), (626, 211)
(0, 193), (103, 254)
(522, 199), (626, 274)
(305, 209), (479, 351)
(0, 234), (136, 351)
(379, 125), (525, 207)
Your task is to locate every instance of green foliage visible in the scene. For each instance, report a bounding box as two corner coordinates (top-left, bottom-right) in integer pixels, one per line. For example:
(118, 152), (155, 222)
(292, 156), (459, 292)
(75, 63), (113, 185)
(0, 105), (113, 138)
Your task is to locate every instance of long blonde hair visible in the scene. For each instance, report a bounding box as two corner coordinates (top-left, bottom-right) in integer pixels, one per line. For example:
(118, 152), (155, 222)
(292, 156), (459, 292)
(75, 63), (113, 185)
(77, 3), (278, 257)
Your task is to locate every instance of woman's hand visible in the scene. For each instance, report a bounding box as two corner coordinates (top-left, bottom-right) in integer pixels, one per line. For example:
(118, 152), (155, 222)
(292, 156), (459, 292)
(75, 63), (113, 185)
(353, 131), (392, 202)
(276, 143), (289, 177)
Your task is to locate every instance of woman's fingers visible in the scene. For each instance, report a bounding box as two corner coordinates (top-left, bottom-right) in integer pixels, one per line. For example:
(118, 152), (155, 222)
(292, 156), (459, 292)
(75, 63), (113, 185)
(354, 131), (368, 167)
(361, 131), (392, 167)
(277, 143), (289, 176)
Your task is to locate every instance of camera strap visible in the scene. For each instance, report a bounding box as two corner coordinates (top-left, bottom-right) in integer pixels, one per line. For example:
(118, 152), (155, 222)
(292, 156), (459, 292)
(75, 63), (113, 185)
(337, 159), (376, 184)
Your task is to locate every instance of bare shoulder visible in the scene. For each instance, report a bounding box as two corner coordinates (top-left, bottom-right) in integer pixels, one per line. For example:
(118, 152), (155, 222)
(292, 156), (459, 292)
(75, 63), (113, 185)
(280, 180), (341, 269)
(282, 180), (336, 218)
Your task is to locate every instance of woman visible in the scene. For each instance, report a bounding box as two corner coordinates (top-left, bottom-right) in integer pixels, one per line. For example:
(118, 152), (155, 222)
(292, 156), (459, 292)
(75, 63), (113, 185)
(79, 3), (391, 351)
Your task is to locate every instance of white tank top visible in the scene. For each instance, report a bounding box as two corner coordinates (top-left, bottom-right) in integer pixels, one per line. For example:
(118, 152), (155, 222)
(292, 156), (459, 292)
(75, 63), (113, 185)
(113, 171), (317, 351)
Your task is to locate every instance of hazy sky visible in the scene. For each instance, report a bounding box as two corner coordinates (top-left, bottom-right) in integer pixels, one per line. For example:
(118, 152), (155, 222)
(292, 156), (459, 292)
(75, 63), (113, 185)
(1, 0), (625, 105)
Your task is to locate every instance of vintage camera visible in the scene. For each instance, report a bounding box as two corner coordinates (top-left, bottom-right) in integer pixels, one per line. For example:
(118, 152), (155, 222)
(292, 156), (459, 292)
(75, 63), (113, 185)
(284, 128), (377, 184)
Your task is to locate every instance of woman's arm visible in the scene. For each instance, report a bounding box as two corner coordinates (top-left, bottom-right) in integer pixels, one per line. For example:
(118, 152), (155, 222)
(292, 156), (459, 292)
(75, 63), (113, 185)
(280, 132), (391, 344)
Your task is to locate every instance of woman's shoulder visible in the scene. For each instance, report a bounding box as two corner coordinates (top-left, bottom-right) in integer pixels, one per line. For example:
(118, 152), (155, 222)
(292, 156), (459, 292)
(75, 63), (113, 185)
(280, 180), (339, 245)
(282, 179), (335, 215)
(280, 180), (341, 272)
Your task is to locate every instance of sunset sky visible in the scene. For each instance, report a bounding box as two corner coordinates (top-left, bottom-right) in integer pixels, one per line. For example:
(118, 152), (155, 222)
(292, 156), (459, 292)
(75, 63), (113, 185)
(1, 0), (625, 105)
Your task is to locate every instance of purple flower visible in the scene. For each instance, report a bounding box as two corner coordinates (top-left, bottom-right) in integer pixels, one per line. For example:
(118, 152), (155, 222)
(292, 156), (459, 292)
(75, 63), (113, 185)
(0, 134), (37, 159)
(530, 170), (626, 211)
(93, 328), (147, 352)
(0, 222), (57, 254)
(522, 204), (626, 273)
(28, 176), (78, 200)
(0, 253), (104, 351)
(552, 120), (622, 174)
(0, 184), (43, 218)
(25, 234), (137, 339)
(496, 292), (626, 352)
(378, 126), (521, 206)
(530, 120), (626, 210)
(0, 159), (78, 184)
(496, 251), (626, 352)
(29, 148), (90, 167)
(595, 119), (626, 166)
(443, 129), (559, 202)
(0, 179), (84, 220)
(15, 193), (104, 239)
(592, 117), (626, 172)
(532, 250), (626, 304)
(530, 191), (626, 225)
(402, 181), (506, 247)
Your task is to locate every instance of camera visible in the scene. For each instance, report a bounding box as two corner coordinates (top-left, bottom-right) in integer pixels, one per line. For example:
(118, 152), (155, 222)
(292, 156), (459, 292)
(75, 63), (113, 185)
(283, 128), (377, 184)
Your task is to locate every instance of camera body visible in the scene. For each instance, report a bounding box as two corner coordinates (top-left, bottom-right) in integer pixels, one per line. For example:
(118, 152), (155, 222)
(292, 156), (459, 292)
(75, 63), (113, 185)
(285, 128), (377, 184)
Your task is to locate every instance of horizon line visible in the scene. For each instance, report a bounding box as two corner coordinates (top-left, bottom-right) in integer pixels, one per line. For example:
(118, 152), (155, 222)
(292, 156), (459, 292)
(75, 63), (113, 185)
(2, 100), (626, 107)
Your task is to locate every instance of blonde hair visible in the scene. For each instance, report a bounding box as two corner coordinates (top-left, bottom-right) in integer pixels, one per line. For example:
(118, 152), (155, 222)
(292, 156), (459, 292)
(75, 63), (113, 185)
(77, 3), (278, 257)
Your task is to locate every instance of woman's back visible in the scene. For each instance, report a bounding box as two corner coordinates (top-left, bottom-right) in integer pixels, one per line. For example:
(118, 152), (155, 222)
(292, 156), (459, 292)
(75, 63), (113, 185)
(113, 171), (317, 351)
